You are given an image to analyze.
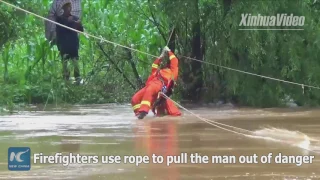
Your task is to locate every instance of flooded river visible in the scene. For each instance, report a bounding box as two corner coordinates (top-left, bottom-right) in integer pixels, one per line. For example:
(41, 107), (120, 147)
(0, 104), (319, 180)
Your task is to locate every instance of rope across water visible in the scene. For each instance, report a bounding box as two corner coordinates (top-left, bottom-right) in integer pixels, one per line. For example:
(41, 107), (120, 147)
(1, 0), (319, 90)
(1, 0), (319, 155)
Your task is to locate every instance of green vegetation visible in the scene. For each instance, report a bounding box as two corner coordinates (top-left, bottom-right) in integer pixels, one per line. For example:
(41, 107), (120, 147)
(1, 0), (320, 112)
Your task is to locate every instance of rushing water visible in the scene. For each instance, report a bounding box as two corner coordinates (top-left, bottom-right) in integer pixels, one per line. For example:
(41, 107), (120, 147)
(0, 104), (319, 180)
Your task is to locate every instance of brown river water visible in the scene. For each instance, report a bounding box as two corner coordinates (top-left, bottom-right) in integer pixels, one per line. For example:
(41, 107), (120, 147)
(0, 104), (319, 180)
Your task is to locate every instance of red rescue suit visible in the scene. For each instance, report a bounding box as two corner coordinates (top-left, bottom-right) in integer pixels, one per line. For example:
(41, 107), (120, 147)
(131, 51), (181, 117)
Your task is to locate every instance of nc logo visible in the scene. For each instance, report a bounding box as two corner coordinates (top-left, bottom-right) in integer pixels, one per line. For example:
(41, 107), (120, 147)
(8, 147), (31, 171)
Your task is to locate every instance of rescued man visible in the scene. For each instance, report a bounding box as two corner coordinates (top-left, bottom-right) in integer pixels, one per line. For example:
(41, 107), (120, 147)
(56, 1), (84, 84)
(131, 46), (181, 119)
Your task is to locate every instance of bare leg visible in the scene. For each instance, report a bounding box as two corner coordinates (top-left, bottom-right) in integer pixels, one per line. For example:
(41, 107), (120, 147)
(61, 54), (70, 81)
(72, 58), (80, 83)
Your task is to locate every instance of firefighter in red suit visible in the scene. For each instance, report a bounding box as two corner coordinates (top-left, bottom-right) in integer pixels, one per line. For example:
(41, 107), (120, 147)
(131, 46), (181, 119)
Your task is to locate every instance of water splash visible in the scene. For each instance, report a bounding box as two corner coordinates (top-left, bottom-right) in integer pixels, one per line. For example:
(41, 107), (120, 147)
(251, 128), (316, 151)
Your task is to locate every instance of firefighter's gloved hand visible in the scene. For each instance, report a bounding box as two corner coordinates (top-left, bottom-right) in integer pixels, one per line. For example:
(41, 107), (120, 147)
(159, 47), (169, 58)
(159, 51), (165, 59)
(161, 86), (167, 94)
(163, 46), (171, 52)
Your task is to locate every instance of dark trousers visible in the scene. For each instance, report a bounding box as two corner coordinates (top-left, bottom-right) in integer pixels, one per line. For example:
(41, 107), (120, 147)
(60, 51), (80, 81)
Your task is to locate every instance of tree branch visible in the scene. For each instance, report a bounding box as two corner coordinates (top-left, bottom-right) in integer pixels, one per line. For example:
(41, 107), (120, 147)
(98, 43), (136, 90)
(146, 0), (167, 42)
(126, 49), (144, 88)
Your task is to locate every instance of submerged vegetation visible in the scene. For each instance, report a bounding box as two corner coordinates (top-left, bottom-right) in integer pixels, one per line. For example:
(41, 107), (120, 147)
(1, 0), (320, 112)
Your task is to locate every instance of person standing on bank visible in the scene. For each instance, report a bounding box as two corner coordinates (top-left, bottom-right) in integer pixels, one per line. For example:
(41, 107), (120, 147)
(56, 1), (84, 84)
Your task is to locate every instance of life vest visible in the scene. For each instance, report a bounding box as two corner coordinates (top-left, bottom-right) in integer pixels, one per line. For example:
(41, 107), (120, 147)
(156, 68), (176, 89)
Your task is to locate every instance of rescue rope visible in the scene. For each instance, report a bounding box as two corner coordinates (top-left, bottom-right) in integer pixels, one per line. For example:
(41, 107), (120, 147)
(160, 92), (320, 155)
(156, 28), (175, 74)
(1, 0), (320, 91)
(2, 0), (319, 156)
(166, 27), (175, 46)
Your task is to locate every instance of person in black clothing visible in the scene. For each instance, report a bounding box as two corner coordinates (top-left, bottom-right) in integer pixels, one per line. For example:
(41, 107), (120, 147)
(56, 2), (84, 84)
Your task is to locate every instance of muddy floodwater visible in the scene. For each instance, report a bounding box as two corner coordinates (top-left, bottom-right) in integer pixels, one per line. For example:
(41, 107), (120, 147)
(0, 104), (319, 180)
